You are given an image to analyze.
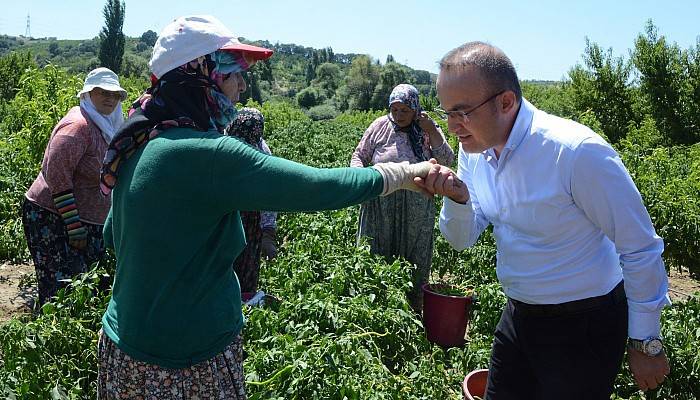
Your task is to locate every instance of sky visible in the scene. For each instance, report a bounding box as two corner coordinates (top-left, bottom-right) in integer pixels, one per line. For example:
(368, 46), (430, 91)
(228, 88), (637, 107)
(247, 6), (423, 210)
(0, 0), (698, 81)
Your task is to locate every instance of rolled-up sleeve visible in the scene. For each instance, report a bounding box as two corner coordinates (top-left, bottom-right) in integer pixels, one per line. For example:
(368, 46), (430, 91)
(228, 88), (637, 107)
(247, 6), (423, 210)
(428, 127), (455, 167)
(350, 124), (377, 168)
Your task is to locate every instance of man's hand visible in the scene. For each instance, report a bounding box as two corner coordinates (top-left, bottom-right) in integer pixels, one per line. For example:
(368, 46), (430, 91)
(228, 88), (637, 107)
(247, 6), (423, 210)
(628, 346), (670, 391)
(413, 160), (470, 204)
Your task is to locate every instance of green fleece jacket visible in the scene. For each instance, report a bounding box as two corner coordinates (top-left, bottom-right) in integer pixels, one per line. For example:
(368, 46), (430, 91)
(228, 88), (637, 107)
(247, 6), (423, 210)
(102, 127), (383, 368)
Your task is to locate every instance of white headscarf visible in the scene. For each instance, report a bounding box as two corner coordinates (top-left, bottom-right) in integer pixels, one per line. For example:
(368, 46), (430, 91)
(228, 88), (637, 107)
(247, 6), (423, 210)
(79, 92), (124, 143)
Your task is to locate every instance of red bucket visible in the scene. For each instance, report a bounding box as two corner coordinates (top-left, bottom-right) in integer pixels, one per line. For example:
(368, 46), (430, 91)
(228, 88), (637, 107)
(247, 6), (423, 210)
(421, 283), (473, 347)
(462, 369), (489, 400)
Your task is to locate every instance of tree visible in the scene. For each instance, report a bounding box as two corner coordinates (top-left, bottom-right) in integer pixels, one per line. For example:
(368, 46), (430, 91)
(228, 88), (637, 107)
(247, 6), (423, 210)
(250, 72), (263, 104)
(346, 55), (379, 111)
(370, 62), (409, 110)
(312, 51), (320, 69)
(0, 51), (35, 101)
(312, 63), (341, 99)
(386, 54), (395, 64)
(258, 60), (274, 84)
(305, 62), (316, 84)
(121, 53), (147, 78)
(139, 30), (158, 47)
(296, 86), (322, 108)
(98, 0), (126, 73)
(411, 70), (431, 85)
(568, 38), (636, 143)
(48, 42), (61, 57)
(632, 21), (699, 144)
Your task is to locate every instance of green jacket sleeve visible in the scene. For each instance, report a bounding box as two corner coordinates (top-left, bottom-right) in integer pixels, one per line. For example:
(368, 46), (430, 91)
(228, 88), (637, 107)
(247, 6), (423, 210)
(208, 135), (383, 214)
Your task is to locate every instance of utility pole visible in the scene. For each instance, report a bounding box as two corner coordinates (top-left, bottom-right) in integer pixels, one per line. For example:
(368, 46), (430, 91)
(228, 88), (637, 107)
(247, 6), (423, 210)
(25, 13), (31, 38)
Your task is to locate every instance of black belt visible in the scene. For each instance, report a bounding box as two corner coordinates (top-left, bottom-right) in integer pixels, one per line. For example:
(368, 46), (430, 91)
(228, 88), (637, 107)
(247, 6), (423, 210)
(509, 281), (626, 317)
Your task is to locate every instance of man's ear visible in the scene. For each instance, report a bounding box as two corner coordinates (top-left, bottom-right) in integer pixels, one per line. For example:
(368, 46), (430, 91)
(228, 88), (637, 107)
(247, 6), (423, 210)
(499, 91), (518, 114)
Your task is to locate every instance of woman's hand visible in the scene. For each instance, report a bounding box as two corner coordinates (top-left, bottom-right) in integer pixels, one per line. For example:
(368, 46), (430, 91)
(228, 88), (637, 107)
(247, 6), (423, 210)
(260, 228), (278, 260)
(417, 112), (437, 132)
(417, 112), (446, 148)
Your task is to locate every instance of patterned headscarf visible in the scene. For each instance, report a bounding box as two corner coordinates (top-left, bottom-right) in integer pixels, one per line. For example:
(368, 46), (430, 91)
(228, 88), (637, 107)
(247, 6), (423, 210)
(100, 50), (249, 195)
(225, 107), (264, 148)
(387, 84), (427, 161)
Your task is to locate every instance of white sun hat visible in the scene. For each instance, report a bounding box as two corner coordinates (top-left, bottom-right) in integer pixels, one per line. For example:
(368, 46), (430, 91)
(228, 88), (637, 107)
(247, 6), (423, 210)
(76, 67), (127, 101)
(149, 15), (273, 79)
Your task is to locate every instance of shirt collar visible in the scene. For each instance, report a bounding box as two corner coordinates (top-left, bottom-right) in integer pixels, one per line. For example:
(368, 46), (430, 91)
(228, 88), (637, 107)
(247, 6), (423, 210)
(482, 98), (536, 161)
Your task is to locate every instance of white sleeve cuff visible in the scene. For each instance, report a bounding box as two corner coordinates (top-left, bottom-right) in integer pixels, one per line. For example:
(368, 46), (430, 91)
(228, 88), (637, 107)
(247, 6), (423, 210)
(628, 309), (663, 339)
(442, 195), (473, 217)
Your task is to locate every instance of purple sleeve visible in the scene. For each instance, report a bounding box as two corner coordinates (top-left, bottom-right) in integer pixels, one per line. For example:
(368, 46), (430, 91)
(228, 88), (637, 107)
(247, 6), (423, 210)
(350, 122), (379, 167)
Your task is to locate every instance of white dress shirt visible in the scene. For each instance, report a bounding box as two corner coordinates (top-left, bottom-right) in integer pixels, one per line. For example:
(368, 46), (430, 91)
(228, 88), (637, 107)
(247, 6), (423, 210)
(439, 99), (670, 339)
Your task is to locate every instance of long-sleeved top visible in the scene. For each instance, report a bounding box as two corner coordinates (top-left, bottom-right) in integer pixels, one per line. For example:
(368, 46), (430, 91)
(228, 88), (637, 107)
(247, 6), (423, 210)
(102, 128), (383, 368)
(350, 115), (454, 167)
(439, 99), (670, 340)
(25, 106), (111, 224)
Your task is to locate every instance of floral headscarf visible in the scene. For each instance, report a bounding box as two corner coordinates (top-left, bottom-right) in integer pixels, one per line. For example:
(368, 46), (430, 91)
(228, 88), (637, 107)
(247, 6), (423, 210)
(100, 50), (249, 195)
(225, 107), (264, 148)
(387, 84), (427, 161)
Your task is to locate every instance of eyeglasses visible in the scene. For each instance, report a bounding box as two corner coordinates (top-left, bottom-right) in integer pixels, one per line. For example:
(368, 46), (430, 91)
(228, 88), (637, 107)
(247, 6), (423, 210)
(436, 90), (505, 123)
(92, 88), (122, 100)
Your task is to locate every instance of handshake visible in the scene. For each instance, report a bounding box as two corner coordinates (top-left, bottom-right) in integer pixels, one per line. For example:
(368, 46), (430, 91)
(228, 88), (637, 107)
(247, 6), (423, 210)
(372, 159), (470, 203)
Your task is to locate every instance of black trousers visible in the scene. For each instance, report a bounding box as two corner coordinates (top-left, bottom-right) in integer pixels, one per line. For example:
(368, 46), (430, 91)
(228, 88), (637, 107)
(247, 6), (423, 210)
(485, 282), (628, 400)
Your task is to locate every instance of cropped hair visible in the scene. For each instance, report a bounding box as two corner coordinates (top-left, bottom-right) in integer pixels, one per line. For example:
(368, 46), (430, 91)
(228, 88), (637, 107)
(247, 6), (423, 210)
(439, 41), (522, 101)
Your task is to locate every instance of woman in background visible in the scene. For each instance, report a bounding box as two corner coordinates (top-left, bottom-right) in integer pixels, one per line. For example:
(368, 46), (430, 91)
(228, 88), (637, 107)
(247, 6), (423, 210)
(351, 84), (454, 312)
(22, 67), (126, 305)
(225, 107), (278, 293)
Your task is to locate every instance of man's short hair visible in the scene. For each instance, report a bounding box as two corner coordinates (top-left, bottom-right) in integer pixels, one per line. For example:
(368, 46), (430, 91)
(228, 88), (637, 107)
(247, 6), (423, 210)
(439, 42), (522, 101)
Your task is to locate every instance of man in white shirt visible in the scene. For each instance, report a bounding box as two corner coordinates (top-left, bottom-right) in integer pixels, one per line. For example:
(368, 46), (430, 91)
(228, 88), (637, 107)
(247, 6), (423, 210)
(415, 42), (670, 399)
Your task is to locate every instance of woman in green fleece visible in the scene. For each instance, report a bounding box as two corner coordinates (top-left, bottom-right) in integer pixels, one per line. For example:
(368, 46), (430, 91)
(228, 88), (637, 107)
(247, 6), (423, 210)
(96, 15), (436, 399)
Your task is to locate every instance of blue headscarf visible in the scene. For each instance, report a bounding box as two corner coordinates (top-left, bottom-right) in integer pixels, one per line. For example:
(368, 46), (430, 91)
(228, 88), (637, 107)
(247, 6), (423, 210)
(387, 84), (427, 161)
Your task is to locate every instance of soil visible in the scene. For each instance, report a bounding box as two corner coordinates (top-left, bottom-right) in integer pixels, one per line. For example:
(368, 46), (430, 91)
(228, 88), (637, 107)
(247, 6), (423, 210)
(0, 262), (35, 323)
(0, 263), (698, 324)
(667, 267), (700, 303)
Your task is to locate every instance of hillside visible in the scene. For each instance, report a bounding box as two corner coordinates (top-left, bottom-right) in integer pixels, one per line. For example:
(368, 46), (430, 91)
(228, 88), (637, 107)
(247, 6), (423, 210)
(0, 33), (436, 118)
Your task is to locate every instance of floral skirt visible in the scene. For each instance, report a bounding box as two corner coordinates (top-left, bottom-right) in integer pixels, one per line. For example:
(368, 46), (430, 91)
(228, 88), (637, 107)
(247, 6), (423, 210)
(21, 198), (105, 305)
(97, 331), (247, 399)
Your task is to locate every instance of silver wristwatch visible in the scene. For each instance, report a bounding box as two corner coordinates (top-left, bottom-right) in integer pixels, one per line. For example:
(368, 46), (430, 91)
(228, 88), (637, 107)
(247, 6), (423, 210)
(628, 337), (664, 357)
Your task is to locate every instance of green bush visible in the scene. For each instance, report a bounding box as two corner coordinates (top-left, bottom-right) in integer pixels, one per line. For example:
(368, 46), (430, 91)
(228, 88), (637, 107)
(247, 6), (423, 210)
(0, 65), (82, 261)
(0, 267), (111, 399)
(620, 142), (700, 277)
(306, 103), (339, 121)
